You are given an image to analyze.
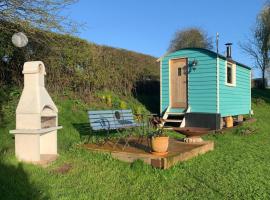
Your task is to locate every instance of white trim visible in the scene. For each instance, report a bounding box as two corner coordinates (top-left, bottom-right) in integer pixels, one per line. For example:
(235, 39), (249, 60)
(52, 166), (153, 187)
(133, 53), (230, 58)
(216, 56), (220, 113)
(159, 59), (162, 114)
(180, 106), (191, 128)
(169, 59), (172, 107)
(225, 60), (236, 87)
(157, 52), (170, 62)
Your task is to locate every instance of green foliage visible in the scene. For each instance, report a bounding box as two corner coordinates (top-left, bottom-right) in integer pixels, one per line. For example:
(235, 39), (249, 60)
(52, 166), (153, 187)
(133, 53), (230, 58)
(0, 24), (159, 96)
(120, 101), (127, 109)
(233, 124), (258, 136)
(134, 105), (144, 114)
(101, 94), (112, 107)
(130, 159), (150, 171)
(168, 27), (213, 52)
(149, 129), (168, 138)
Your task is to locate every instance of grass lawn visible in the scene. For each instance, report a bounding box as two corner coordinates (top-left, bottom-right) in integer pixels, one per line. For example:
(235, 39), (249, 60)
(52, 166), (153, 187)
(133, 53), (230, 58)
(1, 89), (270, 199)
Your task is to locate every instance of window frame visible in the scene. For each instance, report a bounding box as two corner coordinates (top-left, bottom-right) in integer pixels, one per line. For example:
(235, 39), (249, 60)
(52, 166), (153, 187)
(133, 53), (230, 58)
(225, 60), (236, 87)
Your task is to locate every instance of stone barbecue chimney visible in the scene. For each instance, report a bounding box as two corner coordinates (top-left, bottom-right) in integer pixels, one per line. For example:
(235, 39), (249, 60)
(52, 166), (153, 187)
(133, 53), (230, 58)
(10, 61), (62, 164)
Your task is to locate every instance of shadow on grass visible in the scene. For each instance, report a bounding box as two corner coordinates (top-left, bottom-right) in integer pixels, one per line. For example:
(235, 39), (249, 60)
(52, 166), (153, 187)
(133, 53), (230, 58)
(72, 123), (91, 137)
(72, 123), (119, 142)
(0, 88), (10, 128)
(72, 123), (147, 146)
(133, 94), (160, 114)
(0, 161), (48, 200)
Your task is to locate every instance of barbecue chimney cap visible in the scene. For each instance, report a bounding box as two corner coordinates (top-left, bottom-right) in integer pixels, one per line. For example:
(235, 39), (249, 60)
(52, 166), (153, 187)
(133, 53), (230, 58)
(225, 43), (233, 59)
(22, 61), (46, 75)
(225, 42), (233, 46)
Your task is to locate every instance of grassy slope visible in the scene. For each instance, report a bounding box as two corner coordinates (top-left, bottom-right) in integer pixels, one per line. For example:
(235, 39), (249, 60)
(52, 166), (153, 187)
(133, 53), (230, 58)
(1, 89), (270, 199)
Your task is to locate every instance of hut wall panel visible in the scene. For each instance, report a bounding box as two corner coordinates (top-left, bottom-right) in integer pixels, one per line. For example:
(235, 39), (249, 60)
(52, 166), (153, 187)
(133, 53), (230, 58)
(219, 60), (251, 117)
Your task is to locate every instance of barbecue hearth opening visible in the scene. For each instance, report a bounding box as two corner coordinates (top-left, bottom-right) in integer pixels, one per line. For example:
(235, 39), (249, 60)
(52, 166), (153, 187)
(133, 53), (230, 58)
(41, 106), (57, 128)
(41, 117), (56, 129)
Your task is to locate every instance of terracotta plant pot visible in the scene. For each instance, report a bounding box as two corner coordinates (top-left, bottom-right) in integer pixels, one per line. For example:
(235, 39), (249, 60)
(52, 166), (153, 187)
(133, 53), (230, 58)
(151, 136), (169, 156)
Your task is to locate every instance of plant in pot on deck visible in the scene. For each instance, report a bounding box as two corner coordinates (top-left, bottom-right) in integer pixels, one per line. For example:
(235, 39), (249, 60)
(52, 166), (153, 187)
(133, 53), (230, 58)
(149, 118), (169, 156)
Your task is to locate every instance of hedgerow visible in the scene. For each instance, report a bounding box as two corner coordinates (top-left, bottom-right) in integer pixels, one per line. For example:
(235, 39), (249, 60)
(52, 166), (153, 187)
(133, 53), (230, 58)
(0, 22), (159, 96)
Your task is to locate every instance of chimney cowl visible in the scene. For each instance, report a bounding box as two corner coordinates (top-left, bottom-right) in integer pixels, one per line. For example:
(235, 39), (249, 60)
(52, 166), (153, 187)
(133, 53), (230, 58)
(225, 43), (232, 59)
(22, 61), (46, 75)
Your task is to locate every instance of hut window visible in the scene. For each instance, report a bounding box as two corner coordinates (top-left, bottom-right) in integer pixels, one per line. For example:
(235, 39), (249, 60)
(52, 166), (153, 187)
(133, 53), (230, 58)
(227, 64), (232, 83)
(226, 62), (236, 86)
(178, 68), (182, 76)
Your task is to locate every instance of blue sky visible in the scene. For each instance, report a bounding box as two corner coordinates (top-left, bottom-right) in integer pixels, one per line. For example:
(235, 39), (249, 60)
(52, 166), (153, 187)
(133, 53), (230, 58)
(67, 0), (266, 77)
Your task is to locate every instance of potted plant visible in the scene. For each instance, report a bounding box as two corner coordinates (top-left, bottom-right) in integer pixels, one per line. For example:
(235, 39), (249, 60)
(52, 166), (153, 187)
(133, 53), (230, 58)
(150, 128), (169, 156)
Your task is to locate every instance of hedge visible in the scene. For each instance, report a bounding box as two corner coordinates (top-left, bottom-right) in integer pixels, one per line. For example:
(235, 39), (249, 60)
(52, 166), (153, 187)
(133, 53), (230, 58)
(0, 22), (159, 96)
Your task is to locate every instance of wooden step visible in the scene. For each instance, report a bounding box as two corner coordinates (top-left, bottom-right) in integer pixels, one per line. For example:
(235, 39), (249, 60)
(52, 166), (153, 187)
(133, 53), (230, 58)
(166, 112), (185, 116)
(163, 127), (174, 130)
(164, 119), (182, 123)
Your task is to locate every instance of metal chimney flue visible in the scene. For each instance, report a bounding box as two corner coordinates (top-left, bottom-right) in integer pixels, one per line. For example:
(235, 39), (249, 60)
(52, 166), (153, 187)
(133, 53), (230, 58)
(225, 43), (232, 59)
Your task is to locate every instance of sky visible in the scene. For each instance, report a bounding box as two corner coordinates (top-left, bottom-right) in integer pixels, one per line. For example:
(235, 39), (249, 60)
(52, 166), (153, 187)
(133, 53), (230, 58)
(66, 0), (266, 78)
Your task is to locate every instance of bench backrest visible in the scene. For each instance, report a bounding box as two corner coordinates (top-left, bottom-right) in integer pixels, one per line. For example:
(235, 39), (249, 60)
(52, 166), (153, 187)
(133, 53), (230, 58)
(88, 109), (137, 131)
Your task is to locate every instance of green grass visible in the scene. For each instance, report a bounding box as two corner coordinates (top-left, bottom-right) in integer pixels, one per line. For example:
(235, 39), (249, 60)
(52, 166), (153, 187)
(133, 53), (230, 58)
(1, 89), (270, 199)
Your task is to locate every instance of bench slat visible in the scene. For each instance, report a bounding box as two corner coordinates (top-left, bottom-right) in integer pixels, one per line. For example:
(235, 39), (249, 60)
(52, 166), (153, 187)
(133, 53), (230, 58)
(89, 112), (133, 117)
(89, 110), (114, 113)
(89, 109), (132, 114)
(119, 109), (133, 113)
(89, 118), (135, 123)
(89, 114), (135, 122)
(122, 114), (134, 117)
(119, 116), (134, 120)
(90, 120), (135, 127)
(89, 115), (115, 121)
(88, 113), (114, 118)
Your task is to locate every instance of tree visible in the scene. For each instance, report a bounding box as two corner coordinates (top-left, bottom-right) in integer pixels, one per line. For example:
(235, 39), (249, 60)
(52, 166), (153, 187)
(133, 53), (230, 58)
(241, 2), (270, 89)
(0, 0), (79, 34)
(168, 27), (213, 53)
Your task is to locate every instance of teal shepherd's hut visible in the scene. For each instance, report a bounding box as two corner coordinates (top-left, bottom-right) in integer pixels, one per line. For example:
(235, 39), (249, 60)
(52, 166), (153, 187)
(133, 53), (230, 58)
(158, 45), (252, 130)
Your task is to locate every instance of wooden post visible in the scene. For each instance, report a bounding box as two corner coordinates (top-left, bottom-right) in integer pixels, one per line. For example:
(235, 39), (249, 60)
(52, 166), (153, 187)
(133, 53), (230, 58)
(220, 117), (224, 129)
(237, 115), (243, 122)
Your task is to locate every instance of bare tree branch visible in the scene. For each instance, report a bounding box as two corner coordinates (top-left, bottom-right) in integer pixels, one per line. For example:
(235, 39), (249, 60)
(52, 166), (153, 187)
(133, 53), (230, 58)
(240, 2), (270, 89)
(0, 0), (80, 34)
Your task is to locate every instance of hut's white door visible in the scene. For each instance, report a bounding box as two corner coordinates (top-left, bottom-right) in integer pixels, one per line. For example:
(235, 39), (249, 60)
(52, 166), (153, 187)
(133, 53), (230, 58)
(170, 58), (187, 108)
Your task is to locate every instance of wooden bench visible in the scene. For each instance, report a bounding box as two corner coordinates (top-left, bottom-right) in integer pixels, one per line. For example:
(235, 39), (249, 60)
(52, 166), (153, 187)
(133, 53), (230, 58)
(88, 109), (143, 149)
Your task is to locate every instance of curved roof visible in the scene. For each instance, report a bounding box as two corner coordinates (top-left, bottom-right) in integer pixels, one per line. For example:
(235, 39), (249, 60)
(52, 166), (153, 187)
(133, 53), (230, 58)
(158, 47), (251, 70)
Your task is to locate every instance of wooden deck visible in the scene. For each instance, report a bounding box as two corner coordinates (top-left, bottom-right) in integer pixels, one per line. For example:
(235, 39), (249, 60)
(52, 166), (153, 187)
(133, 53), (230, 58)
(84, 137), (214, 169)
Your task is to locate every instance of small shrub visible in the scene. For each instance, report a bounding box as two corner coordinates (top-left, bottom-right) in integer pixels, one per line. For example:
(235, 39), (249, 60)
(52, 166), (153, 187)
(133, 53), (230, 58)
(9, 89), (20, 98)
(134, 105), (144, 115)
(120, 101), (127, 109)
(234, 125), (258, 136)
(253, 98), (266, 105)
(105, 95), (112, 107)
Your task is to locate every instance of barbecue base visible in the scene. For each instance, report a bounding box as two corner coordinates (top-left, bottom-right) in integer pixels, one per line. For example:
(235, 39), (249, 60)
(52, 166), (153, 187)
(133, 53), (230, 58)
(10, 126), (62, 163)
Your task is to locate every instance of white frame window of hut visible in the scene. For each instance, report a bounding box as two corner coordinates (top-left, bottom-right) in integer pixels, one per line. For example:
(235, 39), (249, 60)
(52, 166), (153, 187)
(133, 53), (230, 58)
(225, 61), (236, 87)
